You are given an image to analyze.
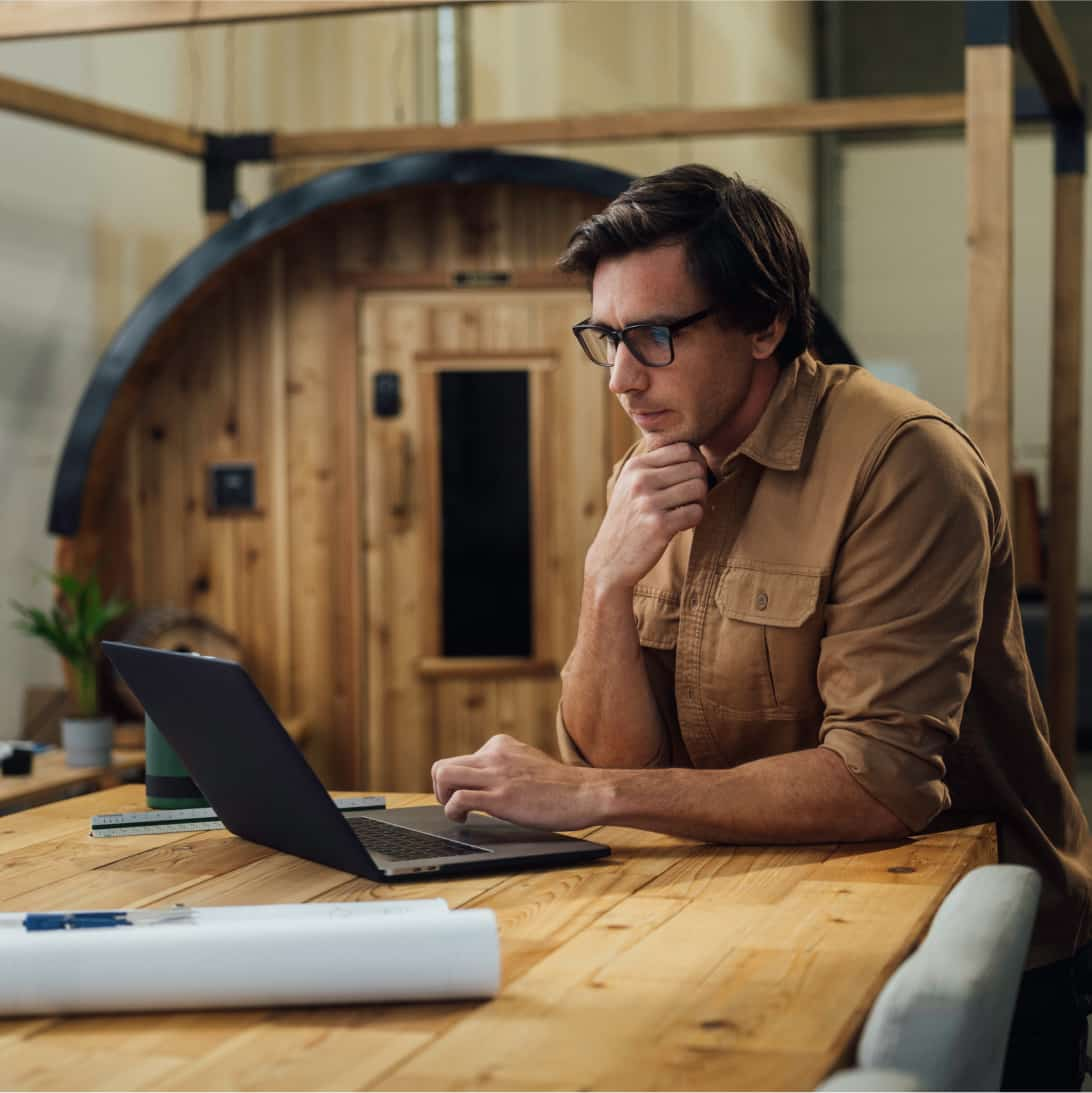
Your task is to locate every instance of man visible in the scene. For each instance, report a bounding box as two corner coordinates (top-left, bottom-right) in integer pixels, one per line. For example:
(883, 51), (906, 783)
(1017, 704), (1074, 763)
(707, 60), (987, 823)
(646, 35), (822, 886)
(431, 164), (1092, 1089)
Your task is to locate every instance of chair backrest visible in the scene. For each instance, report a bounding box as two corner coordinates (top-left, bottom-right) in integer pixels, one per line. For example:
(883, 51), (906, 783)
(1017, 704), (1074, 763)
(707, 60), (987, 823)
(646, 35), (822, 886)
(815, 1066), (923, 1091)
(849, 864), (1042, 1091)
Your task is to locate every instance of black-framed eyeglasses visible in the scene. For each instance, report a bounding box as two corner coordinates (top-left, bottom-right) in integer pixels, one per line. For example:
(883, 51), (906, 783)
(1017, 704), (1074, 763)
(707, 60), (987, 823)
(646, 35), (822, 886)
(572, 307), (713, 368)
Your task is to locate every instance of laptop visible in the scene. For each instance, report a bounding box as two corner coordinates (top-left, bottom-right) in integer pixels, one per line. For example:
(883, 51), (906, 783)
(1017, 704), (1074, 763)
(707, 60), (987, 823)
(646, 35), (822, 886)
(102, 641), (610, 880)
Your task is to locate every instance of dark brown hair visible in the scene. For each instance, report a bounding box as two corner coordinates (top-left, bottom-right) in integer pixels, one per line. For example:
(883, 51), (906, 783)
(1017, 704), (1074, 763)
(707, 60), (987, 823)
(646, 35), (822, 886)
(558, 164), (813, 366)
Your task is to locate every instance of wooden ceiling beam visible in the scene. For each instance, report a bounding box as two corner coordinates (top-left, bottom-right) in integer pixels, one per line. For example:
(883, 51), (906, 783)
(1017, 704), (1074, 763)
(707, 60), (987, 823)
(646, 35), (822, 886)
(0, 71), (203, 156)
(0, 1), (483, 41)
(1017, 0), (1083, 118)
(273, 92), (968, 159)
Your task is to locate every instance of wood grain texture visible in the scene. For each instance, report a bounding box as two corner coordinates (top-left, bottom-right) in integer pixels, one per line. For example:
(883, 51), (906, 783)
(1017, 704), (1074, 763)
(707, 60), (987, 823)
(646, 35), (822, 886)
(0, 786), (995, 1091)
(1048, 172), (1085, 784)
(0, 72), (202, 156)
(0, 0), (485, 40)
(362, 290), (607, 789)
(63, 185), (614, 790)
(966, 46), (1014, 512)
(331, 284), (366, 784)
(0, 750), (145, 814)
(274, 93), (968, 159)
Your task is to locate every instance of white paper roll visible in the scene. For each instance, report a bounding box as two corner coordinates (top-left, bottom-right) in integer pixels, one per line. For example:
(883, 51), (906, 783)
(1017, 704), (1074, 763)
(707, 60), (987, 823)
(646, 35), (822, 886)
(0, 905), (500, 1015)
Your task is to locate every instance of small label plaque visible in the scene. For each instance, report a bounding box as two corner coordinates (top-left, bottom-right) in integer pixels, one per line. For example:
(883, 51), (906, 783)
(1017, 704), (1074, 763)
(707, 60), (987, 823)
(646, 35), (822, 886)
(452, 271), (511, 287)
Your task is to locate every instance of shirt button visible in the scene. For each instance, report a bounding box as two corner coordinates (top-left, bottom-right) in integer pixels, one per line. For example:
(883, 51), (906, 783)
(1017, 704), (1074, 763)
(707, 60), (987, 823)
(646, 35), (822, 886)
(633, 614), (640, 628)
(688, 594), (700, 609)
(756, 591), (769, 611)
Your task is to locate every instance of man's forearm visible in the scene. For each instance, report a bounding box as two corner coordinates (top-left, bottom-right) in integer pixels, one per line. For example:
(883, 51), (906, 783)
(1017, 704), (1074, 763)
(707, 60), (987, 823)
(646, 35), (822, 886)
(588, 747), (911, 844)
(560, 576), (668, 768)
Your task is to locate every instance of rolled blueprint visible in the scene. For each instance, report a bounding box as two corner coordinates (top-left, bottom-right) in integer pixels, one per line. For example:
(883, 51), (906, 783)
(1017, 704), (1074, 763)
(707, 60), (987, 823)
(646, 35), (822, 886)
(0, 900), (500, 1015)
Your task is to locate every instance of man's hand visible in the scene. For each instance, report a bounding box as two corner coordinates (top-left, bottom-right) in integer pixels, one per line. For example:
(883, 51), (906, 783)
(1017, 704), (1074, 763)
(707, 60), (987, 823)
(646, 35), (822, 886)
(431, 734), (608, 829)
(584, 442), (708, 593)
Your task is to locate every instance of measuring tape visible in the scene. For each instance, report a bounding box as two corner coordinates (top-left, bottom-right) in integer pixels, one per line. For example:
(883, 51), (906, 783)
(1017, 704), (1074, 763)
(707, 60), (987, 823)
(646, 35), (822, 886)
(89, 796), (386, 837)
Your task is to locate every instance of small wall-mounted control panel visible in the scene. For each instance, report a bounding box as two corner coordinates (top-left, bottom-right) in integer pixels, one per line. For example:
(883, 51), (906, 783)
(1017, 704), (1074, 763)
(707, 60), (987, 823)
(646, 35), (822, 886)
(207, 462), (257, 514)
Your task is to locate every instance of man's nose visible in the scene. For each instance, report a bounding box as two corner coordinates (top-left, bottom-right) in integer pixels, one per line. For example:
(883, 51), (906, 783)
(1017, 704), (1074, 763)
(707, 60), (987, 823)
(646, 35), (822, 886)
(608, 343), (648, 395)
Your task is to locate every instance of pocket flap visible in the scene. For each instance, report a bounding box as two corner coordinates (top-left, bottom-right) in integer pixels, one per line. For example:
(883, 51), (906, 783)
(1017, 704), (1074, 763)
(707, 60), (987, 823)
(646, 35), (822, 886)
(633, 585), (679, 650)
(714, 565), (822, 628)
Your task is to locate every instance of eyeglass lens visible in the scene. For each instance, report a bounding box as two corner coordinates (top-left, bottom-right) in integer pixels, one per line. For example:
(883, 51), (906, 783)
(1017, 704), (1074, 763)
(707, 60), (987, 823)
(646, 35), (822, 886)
(580, 325), (673, 367)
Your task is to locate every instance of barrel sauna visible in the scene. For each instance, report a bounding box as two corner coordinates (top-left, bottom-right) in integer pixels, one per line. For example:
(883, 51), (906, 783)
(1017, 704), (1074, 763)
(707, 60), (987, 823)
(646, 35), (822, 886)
(48, 152), (640, 791)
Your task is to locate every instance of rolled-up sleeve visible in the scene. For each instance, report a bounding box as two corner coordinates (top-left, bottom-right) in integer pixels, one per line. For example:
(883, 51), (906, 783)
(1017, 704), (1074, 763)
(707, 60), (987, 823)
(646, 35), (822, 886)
(556, 699), (591, 765)
(818, 418), (999, 832)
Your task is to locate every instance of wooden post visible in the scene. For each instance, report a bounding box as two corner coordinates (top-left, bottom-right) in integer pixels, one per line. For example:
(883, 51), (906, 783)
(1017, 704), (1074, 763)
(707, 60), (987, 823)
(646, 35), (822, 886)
(1048, 133), (1085, 783)
(966, 44), (1015, 513)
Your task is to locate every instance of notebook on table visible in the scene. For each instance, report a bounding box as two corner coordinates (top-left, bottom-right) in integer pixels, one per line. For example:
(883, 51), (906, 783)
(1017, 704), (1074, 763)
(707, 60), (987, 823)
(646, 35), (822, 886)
(103, 641), (610, 880)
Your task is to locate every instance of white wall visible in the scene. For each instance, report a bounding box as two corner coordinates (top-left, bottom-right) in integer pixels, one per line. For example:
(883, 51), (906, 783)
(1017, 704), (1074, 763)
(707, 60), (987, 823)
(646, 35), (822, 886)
(0, 31), (204, 735)
(842, 132), (1092, 587)
(0, 3), (814, 739)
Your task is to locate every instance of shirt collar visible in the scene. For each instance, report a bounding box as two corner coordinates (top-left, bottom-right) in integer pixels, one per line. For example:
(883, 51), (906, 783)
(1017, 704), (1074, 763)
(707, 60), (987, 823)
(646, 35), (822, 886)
(728, 351), (823, 474)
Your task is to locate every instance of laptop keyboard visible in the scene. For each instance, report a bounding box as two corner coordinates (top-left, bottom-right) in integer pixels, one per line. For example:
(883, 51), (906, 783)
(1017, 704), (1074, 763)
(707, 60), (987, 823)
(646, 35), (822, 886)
(347, 815), (484, 860)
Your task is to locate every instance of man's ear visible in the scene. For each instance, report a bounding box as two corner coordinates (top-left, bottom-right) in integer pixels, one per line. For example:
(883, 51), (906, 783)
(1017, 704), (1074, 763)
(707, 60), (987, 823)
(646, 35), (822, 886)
(751, 316), (787, 361)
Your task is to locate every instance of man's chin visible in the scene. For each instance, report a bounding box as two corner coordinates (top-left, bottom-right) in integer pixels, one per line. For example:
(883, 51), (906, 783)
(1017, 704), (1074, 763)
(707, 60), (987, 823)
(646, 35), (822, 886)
(638, 427), (700, 452)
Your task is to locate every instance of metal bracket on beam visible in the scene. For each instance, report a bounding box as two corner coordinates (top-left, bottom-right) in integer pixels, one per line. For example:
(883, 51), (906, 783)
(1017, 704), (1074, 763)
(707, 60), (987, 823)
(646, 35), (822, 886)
(1015, 85), (1051, 123)
(202, 132), (275, 214)
(1055, 110), (1087, 176)
(965, 0), (1014, 47)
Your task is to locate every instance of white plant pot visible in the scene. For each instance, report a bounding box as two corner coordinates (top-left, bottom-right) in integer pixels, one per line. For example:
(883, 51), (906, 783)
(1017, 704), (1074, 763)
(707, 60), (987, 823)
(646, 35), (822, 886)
(62, 716), (115, 768)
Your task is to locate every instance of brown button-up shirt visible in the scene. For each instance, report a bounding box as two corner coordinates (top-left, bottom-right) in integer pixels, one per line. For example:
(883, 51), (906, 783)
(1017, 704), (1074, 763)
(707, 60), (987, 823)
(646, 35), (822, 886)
(559, 352), (1092, 968)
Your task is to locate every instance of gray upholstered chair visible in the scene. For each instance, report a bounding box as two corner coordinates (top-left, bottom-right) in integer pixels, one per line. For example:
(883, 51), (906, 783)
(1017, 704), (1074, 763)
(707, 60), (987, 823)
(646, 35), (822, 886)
(817, 864), (1042, 1092)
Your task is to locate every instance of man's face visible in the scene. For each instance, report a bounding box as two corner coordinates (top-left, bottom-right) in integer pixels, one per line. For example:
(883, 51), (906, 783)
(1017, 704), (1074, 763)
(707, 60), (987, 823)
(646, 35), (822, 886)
(590, 242), (774, 463)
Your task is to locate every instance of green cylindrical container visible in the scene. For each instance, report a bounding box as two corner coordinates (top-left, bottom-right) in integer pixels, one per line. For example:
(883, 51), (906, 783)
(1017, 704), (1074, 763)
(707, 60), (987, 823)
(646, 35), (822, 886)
(145, 713), (208, 809)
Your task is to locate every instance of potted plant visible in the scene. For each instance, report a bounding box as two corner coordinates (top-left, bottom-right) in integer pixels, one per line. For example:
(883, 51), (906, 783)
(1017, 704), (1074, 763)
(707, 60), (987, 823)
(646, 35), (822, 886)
(11, 571), (129, 767)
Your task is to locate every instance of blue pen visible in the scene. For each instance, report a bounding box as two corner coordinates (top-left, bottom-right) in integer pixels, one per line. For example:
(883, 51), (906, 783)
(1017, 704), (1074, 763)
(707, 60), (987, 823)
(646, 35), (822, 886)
(23, 912), (133, 931)
(13, 907), (193, 931)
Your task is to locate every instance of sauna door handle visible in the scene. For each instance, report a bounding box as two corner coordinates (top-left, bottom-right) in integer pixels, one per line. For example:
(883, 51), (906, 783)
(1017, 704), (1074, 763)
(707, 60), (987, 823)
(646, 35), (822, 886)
(383, 428), (413, 527)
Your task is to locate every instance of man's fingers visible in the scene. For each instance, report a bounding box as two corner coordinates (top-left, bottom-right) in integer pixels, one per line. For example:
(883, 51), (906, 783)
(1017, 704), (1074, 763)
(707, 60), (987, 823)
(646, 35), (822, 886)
(444, 788), (495, 824)
(433, 760), (492, 805)
(638, 460), (707, 492)
(664, 502), (705, 533)
(658, 478), (707, 511)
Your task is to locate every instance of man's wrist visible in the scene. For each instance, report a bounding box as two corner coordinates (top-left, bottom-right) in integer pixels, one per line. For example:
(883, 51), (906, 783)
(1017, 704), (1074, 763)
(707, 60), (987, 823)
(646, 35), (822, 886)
(584, 767), (633, 826)
(582, 568), (636, 607)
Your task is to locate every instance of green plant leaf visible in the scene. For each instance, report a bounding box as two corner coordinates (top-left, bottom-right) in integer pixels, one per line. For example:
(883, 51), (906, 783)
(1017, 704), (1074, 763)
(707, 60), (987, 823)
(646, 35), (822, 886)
(12, 570), (130, 716)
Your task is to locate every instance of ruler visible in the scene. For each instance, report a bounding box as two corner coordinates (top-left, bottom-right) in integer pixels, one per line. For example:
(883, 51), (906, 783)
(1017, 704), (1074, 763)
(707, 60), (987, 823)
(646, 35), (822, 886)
(90, 796), (386, 837)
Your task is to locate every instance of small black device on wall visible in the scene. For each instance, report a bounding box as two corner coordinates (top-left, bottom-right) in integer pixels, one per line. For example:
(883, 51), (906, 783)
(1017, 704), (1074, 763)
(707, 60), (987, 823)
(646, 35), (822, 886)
(374, 372), (401, 418)
(207, 462), (258, 514)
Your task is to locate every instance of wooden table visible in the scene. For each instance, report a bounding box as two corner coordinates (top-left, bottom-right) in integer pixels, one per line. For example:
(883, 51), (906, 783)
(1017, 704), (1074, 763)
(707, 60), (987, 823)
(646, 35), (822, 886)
(0, 749), (144, 815)
(0, 785), (995, 1091)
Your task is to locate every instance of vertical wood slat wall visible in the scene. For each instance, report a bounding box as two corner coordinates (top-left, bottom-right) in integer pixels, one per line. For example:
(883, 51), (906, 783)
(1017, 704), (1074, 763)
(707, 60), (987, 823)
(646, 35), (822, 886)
(98, 184), (607, 786)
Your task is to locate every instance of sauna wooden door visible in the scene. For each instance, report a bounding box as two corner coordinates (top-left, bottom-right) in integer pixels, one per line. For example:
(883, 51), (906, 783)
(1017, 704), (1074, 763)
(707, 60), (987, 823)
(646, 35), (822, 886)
(359, 291), (625, 792)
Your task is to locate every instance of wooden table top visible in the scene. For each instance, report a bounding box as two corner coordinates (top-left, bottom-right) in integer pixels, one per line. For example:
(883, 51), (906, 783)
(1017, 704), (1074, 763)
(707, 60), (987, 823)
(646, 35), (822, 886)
(0, 749), (145, 813)
(0, 785), (995, 1092)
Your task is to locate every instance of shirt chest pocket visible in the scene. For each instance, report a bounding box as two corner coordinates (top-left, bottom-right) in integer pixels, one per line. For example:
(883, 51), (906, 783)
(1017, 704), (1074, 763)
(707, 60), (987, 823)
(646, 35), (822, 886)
(633, 586), (680, 650)
(702, 564), (826, 715)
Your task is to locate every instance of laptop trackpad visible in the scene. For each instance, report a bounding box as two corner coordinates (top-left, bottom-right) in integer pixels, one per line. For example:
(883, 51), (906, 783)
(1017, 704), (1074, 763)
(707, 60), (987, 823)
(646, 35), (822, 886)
(389, 806), (580, 847)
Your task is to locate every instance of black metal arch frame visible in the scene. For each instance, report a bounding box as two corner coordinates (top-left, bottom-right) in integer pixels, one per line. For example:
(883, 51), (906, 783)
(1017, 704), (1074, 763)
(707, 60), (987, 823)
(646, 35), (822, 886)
(47, 148), (856, 536)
